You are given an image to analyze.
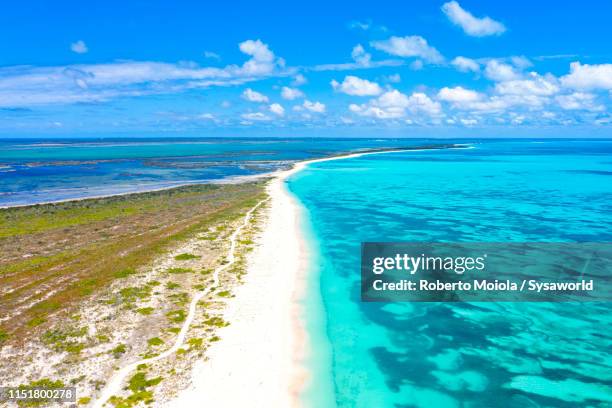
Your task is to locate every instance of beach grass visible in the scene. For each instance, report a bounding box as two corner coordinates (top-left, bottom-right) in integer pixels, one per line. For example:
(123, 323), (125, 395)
(0, 181), (267, 341)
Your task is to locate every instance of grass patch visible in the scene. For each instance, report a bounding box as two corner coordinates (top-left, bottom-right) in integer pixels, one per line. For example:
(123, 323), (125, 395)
(204, 316), (229, 328)
(187, 338), (204, 349)
(0, 328), (8, 344)
(135, 307), (154, 315)
(112, 343), (127, 358)
(166, 282), (180, 290)
(16, 378), (65, 407)
(174, 253), (201, 261)
(217, 290), (231, 297)
(166, 309), (186, 323)
(147, 337), (164, 347)
(167, 267), (194, 274)
(114, 268), (137, 278)
(0, 182), (266, 339)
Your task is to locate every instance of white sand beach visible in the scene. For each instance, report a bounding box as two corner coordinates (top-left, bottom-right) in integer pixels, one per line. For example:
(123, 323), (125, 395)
(166, 171), (308, 407)
(165, 150), (406, 408)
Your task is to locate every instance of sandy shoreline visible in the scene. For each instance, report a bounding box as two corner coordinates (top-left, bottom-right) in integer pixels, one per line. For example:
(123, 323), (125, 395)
(165, 149), (410, 407)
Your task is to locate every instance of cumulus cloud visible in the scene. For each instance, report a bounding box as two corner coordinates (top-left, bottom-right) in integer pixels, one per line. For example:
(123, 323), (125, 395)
(441, 1), (506, 37)
(560, 62), (612, 90)
(349, 90), (441, 119)
(351, 44), (372, 66)
(437, 86), (482, 102)
(281, 86), (304, 100)
(370, 36), (444, 63)
(555, 92), (603, 111)
(292, 74), (307, 86)
(70, 40), (88, 54)
(451, 56), (480, 73)
(269, 103), (285, 116)
(495, 73), (559, 96)
(238, 39), (284, 76)
(484, 60), (520, 81)
(302, 100), (326, 113)
(331, 75), (382, 96)
(241, 88), (269, 103)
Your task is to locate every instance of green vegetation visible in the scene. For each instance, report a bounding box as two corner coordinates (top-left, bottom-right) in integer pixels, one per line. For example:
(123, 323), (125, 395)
(108, 372), (163, 407)
(40, 326), (88, 353)
(166, 309), (186, 323)
(204, 316), (229, 328)
(217, 290), (231, 297)
(114, 268), (137, 279)
(174, 253), (201, 261)
(78, 397), (91, 405)
(0, 328), (8, 344)
(166, 282), (180, 290)
(112, 343), (127, 358)
(147, 337), (164, 347)
(167, 267), (194, 274)
(16, 378), (65, 407)
(0, 181), (266, 340)
(135, 307), (154, 315)
(187, 338), (204, 349)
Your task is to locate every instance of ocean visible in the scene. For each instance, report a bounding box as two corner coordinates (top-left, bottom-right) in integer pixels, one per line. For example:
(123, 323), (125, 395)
(0, 138), (422, 207)
(287, 140), (612, 407)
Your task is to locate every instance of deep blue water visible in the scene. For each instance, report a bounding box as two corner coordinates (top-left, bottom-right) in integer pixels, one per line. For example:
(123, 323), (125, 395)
(287, 140), (612, 407)
(0, 138), (432, 206)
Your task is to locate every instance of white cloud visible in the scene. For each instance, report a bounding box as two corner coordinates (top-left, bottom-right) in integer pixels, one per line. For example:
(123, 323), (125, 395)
(484, 60), (520, 81)
(198, 113), (216, 120)
(204, 51), (221, 60)
(238, 39), (284, 76)
(351, 44), (372, 66)
(349, 20), (371, 30)
(511, 56), (532, 69)
(292, 74), (307, 86)
(349, 90), (441, 119)
(269, 103), (285, 116)
(370, 36), (444, 63)
(441, 1), (506, 37)
(281, 86), (304, 100)
(331, 75), (382, 96)
(410, 60), (424, 71)
(451, 56), (480, 73)
(70, 40), (88, 54)
(386, 74), (401, 83)
(460, 118), (478, 125)
(495, 73), (559, 96)
(0, 39), (286, 108)
(302, 100), (326, 113)
(437, 86), (482, 102)
(555, 92), (603, 111)
(560, 62), (612, 90)
(241, 112), (271, 121)
(242, 88), (269, 103)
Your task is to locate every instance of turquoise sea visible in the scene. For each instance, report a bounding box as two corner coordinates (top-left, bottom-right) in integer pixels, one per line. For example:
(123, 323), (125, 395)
(287, 140), (612, 407)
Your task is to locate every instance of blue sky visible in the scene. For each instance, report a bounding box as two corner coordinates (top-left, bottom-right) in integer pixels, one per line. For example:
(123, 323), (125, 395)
(1, 0), (612, 137)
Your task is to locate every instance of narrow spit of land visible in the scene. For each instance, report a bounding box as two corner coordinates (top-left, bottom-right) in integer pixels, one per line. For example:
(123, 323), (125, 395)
(0, 181), (267, 406)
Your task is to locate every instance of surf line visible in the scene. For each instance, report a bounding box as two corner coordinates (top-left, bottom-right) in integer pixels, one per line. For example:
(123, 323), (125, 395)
(92, 197), (269, 408)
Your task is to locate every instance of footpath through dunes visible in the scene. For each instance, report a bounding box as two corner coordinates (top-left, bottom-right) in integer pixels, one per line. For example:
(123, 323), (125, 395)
(0, 181), (268, 406)
(92, 196), (269, 408)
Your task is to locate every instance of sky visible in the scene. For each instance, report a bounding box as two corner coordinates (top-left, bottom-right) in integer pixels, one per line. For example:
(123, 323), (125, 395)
(1, 0), (612, 138)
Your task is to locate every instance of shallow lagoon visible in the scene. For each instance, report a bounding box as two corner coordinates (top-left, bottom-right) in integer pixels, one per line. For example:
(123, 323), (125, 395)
(288, 140), (612, 407)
